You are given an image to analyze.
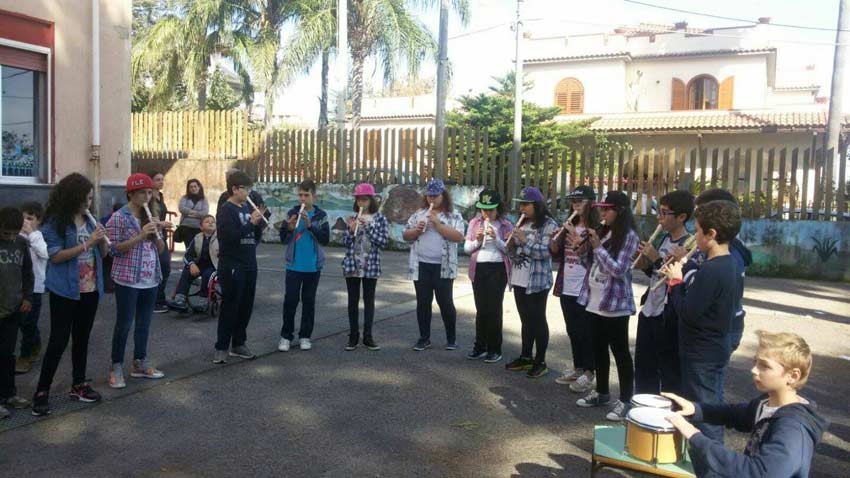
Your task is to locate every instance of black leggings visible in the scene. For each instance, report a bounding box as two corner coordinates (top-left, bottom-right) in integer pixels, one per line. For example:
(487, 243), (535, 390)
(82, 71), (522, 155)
(414, 262), (456, 343)
(514, 287), (549, 364)
(589, 311), (634, 402)
(346, 277), (377, 338)
(37, 292), (99, 392)
(560, 295), (595, 371)
(472, 262), (507, 354)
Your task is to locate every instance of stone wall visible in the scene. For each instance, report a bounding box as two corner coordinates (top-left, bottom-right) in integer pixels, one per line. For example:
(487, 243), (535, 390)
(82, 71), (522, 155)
(255, 182), (849, 282)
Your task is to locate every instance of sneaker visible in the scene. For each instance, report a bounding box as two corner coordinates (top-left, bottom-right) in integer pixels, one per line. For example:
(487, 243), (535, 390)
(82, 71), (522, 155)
(69, 383), (101, 403)
(299, 338), (312, 351)
(466, 348), (487, 360)
(31, 391), (50, 416)
(576, 390), (611, 408)
(0, 405), (8, 419)
(153, 303), (169, 314)
(363, 336), (380, 351)
(605, 400), (630, 422)
(527, 362), (549, 378)
(167, 294), (189, 311)
(130, 359), (165, 379)
(569, 372), (596, 393)
(4, 395), (31, 409)
(413, 339), (431, 351)
(445, 343), (459, 351)
(15, 357), (32, 374)
(109, 363), (126, 389)
(505, 356), (534, 371)
(483, 353), (503, 363)
(555, 368), (582, 385)
(229, 345), (257, 359)
(213, 349), (228, 364)
(278, 338), (291, 352)
(345, 336), (359, 351)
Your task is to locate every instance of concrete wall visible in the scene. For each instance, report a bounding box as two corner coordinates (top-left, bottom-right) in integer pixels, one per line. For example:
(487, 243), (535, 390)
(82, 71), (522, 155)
(525, 59), (628, 114)
(0, 0), (133, 205)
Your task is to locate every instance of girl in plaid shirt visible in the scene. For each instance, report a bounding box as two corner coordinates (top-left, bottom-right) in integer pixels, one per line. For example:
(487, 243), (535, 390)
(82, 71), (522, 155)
(342, 183), (389, 351)
(570, 191), (639, 422)
(105, 174), (169, 390)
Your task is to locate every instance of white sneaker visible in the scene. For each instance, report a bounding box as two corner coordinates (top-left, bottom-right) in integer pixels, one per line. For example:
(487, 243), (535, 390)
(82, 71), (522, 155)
(555, 368), (582, 385)
(569, 372), (596, 393)
(278, 338), (291, 352)
(299, 338), (312, 351)
(108, 363), (126, 389)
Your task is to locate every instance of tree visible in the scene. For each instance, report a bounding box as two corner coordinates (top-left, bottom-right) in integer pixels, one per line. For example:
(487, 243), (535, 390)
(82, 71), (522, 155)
(206, 67), (242, 110)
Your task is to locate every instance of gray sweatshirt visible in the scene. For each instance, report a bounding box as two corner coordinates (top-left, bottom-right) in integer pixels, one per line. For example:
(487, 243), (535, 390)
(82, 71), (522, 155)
(0, 236), (34, 318)
(178, 196), (209, 229)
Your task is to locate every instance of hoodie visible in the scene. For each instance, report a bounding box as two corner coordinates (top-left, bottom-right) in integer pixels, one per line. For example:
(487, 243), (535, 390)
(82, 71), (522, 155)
(729, 238), (753, 332)
(279, 205), (330, 272)
(689, 395), (828, 478)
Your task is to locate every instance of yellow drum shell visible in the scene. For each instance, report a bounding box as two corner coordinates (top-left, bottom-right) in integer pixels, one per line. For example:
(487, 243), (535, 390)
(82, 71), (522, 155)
(625, 414), (685, 464)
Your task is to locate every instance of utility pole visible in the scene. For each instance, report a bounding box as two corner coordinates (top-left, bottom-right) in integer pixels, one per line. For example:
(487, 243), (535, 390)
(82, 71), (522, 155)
(335, 0), (348, 182)
(434, 0), (450, 179)
(510, 0), (524, 202)
(825, 0), (849, 201)
(91, 0), (102, 216)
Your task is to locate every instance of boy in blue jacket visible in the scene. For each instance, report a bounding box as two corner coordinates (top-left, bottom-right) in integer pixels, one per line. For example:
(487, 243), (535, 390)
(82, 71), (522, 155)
(278, 179), (330, 352)
(663, 330), (827, 478)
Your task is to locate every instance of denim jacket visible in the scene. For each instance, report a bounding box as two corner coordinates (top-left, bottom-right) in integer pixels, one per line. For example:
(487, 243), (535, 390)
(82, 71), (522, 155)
(41, 218), (105, 300)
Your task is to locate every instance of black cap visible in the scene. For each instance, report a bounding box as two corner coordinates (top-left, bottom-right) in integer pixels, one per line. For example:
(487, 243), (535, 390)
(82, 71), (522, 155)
(476, 189), (502, 209)
(593, 191), (631, 210)
(566, 185), (595, 200)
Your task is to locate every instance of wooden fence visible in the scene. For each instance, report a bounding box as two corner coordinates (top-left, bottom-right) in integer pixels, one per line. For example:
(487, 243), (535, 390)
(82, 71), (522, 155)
(132, 110), (849, 221)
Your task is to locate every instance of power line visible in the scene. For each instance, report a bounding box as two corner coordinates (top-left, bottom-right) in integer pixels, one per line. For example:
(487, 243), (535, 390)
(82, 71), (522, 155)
(623, 0), (850, 33)
(448, 22), (509, 40)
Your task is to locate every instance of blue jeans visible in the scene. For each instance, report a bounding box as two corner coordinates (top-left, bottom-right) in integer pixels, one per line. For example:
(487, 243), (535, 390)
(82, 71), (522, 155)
(112, 285), (157, 364)
(281, 270), (321, 341)
(681, 358), (727, 444)
(18, 292), (43, 358)
(175, 265), (215, 297)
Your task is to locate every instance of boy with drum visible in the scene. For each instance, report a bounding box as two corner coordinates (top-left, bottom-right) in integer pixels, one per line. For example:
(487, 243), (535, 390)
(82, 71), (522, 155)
(663, 330), (827, 478)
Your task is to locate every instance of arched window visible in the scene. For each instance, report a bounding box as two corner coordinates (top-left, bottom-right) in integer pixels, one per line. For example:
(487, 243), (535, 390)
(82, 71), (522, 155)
(687, 75), (719, 110)
(554, 78), (584, 114)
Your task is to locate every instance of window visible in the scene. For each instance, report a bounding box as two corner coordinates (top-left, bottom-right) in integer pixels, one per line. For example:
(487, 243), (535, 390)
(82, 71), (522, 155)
(1, 46), (48, 182)
(687, 75), (718, 110)
(554, 78), (584, 114)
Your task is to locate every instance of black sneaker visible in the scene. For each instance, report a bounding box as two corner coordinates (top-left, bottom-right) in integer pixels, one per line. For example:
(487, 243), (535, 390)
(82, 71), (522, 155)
(345, 335), (359, 351)
(527, 362), (549, 378)
(483, 353), (503, 363)
(153, 303), (169, 314)
(70, 382), (102, 403)
(413, 339), (432, 351)
(505, 356), (534, 371)
(466, 347), (487, 360)
(363, 336), (381, 351)
(31, 391), (50, 416)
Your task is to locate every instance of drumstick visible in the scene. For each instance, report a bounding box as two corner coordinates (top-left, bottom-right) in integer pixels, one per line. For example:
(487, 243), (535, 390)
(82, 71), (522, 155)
(246, 195), (270, 225)
(553, 209), (580, 243)
(354, 206), (364, 236)
(142, 203), (162, 240)
(84, 209), (111, 247)
(294, 203), (306, 230)
(632, 224), (663, 268)
(651, 244), (699, 290)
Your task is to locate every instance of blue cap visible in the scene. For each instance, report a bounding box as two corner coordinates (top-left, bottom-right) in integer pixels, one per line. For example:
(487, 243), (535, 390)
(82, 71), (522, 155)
(425, 178), (445, 196)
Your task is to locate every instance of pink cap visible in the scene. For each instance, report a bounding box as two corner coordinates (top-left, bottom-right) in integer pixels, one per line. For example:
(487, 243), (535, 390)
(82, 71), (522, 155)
(353, 183), (376, 197)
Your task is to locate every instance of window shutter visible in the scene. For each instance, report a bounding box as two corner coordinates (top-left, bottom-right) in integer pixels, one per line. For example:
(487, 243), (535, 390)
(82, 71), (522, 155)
(671, 78), (686, 110)
(554, 78), (584, 114)
(0, 45), (47, 72)
(718, 76), (734, 109)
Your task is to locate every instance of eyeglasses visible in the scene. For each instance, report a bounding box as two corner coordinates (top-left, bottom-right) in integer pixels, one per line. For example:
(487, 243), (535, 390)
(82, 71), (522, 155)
(657, 210), (677, 217)
(237, 186), (252, 192)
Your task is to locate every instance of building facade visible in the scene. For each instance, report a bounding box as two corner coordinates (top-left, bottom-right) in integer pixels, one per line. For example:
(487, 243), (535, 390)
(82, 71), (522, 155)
(0, 0), (132, 213)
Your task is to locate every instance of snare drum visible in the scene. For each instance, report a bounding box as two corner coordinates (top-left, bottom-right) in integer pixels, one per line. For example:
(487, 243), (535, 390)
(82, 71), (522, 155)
(630, 394), (673, 410)
(624, 407), (685, 464)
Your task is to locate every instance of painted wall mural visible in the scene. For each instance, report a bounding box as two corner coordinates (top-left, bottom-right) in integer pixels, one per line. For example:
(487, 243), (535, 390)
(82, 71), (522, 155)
(255, 183), (850, 281)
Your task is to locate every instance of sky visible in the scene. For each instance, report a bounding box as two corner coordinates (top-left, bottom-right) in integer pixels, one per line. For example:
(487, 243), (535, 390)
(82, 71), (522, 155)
(274, 0), (846, 125)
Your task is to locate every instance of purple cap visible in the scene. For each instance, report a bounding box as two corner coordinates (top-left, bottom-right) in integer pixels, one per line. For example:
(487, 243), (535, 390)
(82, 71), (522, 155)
(514, 187), (545, 203)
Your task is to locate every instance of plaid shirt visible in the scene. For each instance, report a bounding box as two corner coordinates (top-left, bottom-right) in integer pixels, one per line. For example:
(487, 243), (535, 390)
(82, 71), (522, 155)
(106, 206), (162, 286)
(406, 208), (466, 280)
(578, 229), (639, 315)
(341, 213), (390, 278)
(508, 217), (558, 294)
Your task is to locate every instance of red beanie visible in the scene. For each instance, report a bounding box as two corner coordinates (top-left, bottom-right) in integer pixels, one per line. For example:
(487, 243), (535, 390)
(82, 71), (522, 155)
(126, 173), (154, 193)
